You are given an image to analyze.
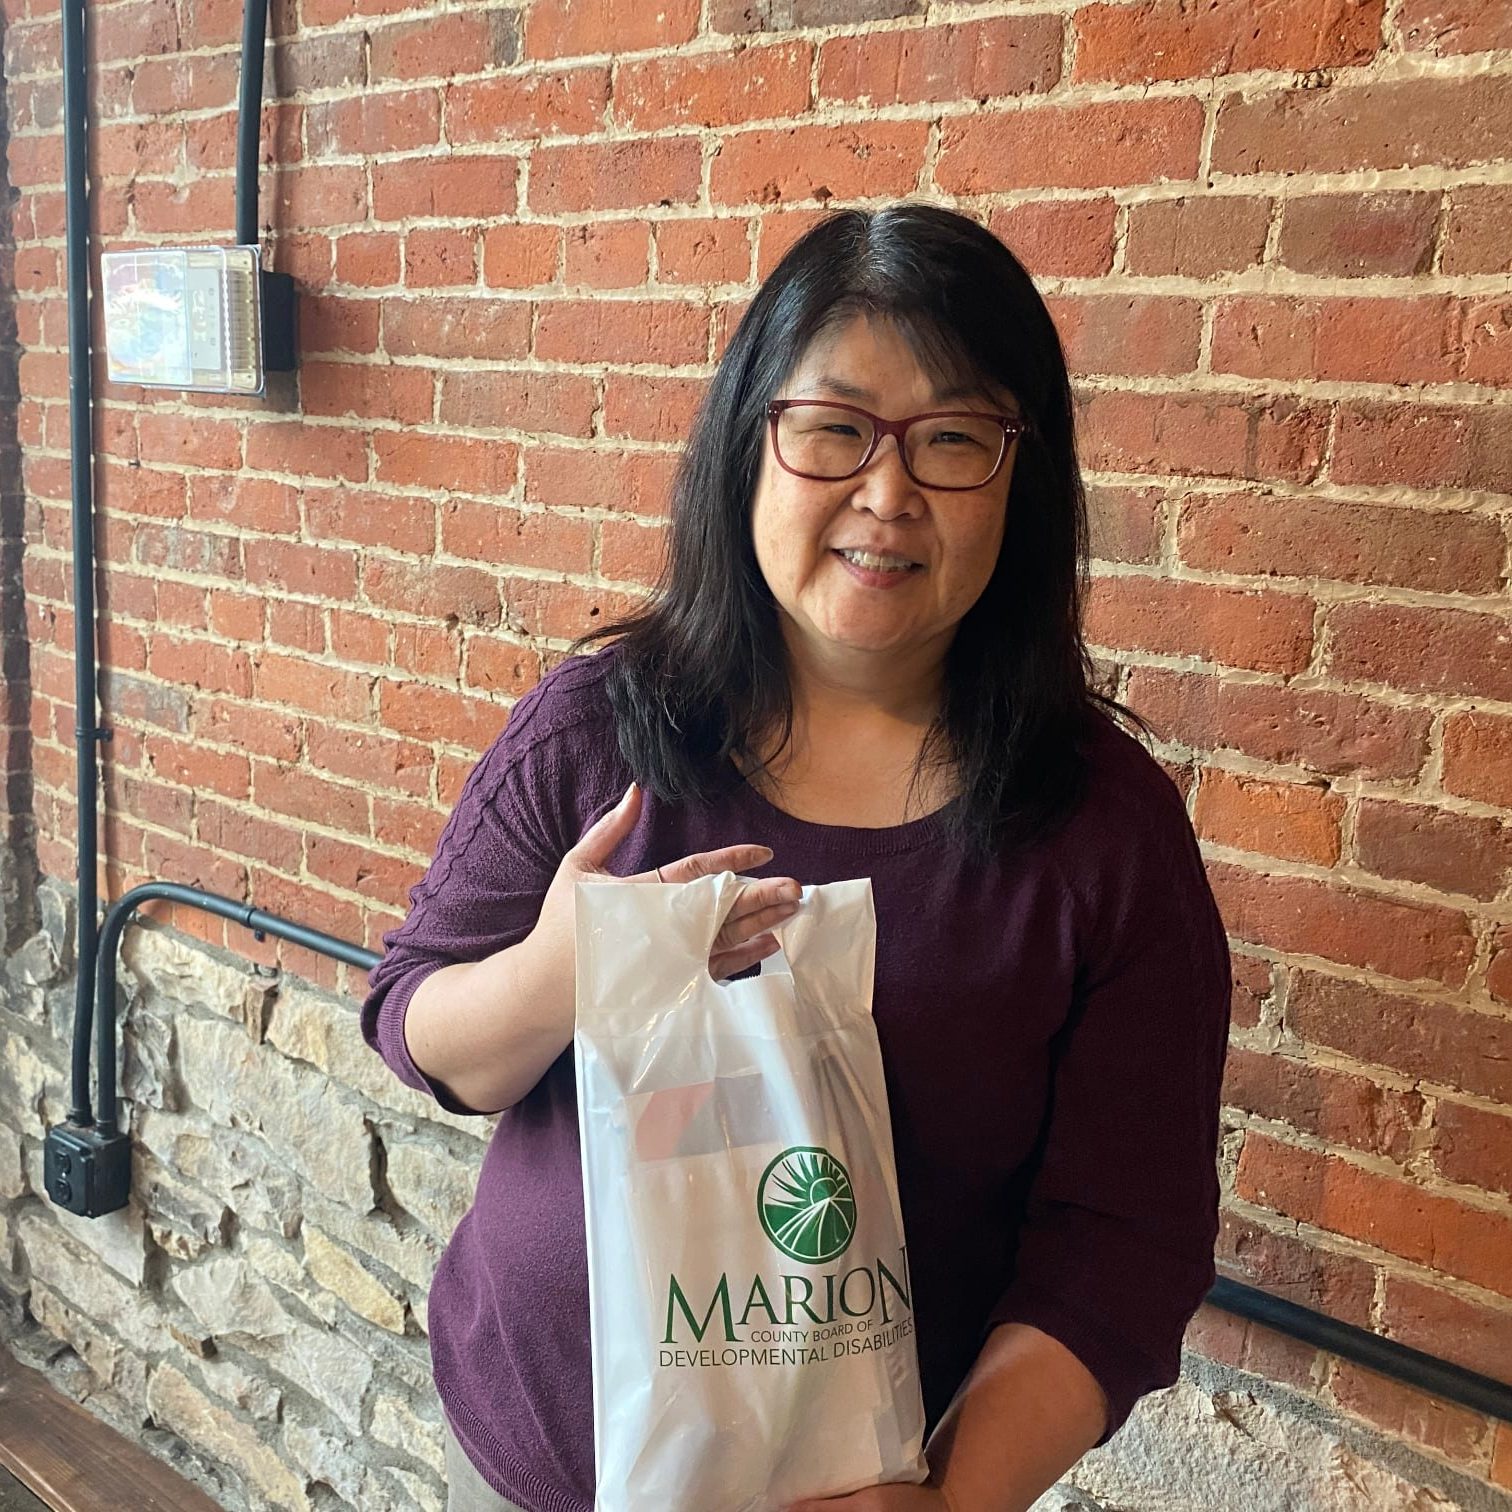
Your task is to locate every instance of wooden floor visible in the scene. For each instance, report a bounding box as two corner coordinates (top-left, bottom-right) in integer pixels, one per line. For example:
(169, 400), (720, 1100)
(0, 1350), (223, 1512)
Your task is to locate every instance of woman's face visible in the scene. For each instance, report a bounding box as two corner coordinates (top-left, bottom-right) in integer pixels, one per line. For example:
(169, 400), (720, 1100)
(750, 313), (1021, 672)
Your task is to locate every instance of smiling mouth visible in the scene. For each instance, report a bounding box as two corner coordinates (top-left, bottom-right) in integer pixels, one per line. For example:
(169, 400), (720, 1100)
(832, 548), (923, 573)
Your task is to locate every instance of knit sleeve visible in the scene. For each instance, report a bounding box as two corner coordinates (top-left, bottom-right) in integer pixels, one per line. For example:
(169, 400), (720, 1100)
(983, 783), (1232, 1444)
(358, 666), (609, 1116)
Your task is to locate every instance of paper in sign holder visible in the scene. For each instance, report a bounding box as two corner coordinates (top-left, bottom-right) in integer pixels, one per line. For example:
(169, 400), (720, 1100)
(574, 870), (929, 1512)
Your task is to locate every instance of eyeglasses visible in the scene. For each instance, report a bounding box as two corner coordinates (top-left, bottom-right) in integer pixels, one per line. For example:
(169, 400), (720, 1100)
(767, 399), (1030, 492)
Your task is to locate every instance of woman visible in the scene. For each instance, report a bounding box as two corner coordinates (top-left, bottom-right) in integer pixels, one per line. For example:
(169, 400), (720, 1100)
(361, 201), (1232, 1512)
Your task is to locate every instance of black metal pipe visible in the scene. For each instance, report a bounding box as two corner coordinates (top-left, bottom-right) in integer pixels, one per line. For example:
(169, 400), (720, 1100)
(90, 884), (377, 1138)
(60, 0), (103, 1130)
(1207, 1276), (1512, 1425)
(234, 0), (269, 247)
(88, 883), (372, 1136)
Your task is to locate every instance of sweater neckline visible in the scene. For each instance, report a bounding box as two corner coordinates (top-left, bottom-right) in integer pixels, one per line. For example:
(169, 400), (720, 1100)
(720, 756), (962, 857)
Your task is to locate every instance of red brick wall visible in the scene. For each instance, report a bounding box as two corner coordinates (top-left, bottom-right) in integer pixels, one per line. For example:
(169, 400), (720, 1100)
(9, 0), (1512, 1490)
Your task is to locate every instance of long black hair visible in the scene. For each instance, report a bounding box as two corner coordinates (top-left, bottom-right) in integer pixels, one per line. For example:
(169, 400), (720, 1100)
(572, 201), (1152, 862)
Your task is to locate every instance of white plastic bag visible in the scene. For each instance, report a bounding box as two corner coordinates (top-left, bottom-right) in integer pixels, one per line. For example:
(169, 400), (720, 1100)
(574, 870), (929, 1512)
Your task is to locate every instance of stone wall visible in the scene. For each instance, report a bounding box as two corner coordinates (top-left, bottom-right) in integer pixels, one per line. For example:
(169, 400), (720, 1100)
(1, 876), (478, 1510)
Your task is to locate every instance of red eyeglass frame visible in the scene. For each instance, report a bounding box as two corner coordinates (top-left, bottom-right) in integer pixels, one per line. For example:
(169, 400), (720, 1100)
(766, 398), (1032, 491)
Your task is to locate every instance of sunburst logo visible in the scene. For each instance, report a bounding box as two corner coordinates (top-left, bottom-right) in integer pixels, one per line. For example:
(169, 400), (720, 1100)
(757, 1146), (857, 1264)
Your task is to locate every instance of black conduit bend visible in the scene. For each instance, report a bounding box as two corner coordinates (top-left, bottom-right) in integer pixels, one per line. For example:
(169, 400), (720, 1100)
(50, 0), (1512, 1438)
(92, 884), (375, 1137)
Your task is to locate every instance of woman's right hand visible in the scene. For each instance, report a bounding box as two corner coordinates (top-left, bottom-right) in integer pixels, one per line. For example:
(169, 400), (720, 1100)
(531, 781), (803, 981)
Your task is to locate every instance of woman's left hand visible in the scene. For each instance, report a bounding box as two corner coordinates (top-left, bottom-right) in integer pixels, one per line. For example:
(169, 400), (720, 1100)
(787, 1484), (956, 1512)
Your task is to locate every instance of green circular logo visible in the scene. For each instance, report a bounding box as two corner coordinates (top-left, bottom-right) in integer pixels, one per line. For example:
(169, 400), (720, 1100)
(758, 1146), (857, 1265)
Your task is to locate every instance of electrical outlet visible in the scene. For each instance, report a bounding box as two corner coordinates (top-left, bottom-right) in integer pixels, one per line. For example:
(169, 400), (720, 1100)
(43, 1123), (131, 1217)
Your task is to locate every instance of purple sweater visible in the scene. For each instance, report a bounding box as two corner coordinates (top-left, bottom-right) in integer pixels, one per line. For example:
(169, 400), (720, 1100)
(361, 649), (1232, 1512)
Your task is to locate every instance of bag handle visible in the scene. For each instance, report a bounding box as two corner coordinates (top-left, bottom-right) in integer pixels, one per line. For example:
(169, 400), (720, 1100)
(574, 872), (876, 1030)
(747, 875), (876, 1016)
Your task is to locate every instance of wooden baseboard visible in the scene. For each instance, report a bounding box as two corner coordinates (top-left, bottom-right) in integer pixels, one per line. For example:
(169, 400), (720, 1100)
(0, 1349), (223, 1512)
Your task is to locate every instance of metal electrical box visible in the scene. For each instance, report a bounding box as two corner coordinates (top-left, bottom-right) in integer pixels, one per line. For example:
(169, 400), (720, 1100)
(101, 243), (295, 396)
